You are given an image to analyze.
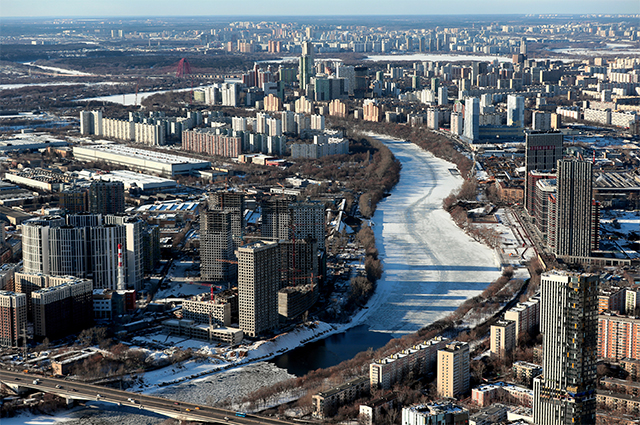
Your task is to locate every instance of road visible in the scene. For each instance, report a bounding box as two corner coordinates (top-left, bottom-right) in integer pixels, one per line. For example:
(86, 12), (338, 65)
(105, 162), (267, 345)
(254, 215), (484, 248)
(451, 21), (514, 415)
(0, 370), (293, 425)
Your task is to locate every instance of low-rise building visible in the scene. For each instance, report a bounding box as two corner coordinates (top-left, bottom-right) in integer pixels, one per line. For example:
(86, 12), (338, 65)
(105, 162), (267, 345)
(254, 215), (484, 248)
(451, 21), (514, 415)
(358, 393), (396, 425)
(402, 401), (469, 425)
(512, 361), (542, 387)
(312, 377), (370, 419)
(162, 319), (243, 345)
(471, 382), (534, 408)
(370, 336), (448, 390)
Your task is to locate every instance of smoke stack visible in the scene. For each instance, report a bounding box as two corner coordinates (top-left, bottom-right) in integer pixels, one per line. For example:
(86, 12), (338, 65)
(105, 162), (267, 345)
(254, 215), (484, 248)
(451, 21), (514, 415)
(117, 243), (125, 291)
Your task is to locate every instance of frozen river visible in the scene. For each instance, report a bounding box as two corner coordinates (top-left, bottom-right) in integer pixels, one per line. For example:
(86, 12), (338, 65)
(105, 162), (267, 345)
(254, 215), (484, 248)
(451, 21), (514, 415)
(362, 134), (501, 334)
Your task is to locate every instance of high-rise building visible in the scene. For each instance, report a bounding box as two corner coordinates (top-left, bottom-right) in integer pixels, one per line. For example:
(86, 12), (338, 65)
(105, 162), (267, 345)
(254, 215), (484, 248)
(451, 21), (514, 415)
(290, 201), (325, 251)
(208, 191), (245, 249)
(104, 215), (144, 291)
(60, 185), (89, 214)
(437, 86), (448, 106)
(554, 159), (594, 258)
(89, 180), (125, 215)
(32, 279), (93, 341)
(463, 97), (479, 142)
(80, 110), (103, 136)
(533, 271), (598, 425)
(507, 95), (525, 127)
(22, 216), (67, 275)
(22, 215), (130, 290)
(261, 196), (296, 242)
(532, 111), (552, 131)
(598, 314), (640, 361)
(237, 241), (280, 337)
(524, 131), (563, 214)
(299, 42), (314, 91)
(450, 112), (464, 136)
(504, 295), (540, 341)
(427, 108), (439, 130)
(437, 341), (470, 398)
(279, 238), (318, 289)
(490, 319), (516, 357)
(0, 291), (27, 347)
(88, 224), (126, 290)
(200, 210), (235, 282)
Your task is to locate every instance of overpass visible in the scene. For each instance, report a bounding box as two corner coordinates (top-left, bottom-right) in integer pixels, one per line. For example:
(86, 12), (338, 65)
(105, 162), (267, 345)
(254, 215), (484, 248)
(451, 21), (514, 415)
(0, 370), (295, 424)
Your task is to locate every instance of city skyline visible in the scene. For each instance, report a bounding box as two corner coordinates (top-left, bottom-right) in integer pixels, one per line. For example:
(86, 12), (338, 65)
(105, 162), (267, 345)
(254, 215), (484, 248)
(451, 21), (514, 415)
(3, 0), (639, 18)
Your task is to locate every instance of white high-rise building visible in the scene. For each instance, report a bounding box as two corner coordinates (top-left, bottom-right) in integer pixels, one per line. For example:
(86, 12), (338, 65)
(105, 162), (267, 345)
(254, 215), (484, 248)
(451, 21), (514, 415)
(451, 112), (464, 135)
(463, 98), (479, 142)
(437, 86), (448, 106)
(507, 95), (525, 127)
(427, 108), (439, 130)
(80, 110), (103, 136)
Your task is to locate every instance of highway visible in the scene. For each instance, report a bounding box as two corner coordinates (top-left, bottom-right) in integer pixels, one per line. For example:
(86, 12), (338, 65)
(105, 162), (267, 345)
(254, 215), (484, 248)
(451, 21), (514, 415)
(0, 370), (294, 424)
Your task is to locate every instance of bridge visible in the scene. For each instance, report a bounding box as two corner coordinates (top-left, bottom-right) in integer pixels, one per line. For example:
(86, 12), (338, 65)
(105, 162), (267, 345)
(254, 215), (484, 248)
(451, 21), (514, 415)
(0, 370), (294, 424)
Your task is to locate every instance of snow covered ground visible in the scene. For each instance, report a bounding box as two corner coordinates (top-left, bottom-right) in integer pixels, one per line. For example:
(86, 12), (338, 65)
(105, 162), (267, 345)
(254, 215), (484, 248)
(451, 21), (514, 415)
(356, 134), (503, 336)
(3, 401), (167, 425)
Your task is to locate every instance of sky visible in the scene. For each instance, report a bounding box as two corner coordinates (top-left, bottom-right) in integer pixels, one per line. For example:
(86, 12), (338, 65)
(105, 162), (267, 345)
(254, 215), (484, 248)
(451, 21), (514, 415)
(2, 0), (639, 18)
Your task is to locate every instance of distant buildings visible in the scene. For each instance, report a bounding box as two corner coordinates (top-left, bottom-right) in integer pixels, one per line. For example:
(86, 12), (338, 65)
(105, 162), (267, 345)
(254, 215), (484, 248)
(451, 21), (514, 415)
(533, 271), (598, 425)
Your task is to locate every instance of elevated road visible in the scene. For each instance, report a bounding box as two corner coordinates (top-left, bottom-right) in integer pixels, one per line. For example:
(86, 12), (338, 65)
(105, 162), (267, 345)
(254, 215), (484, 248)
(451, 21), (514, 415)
(0, 370), (293, 424)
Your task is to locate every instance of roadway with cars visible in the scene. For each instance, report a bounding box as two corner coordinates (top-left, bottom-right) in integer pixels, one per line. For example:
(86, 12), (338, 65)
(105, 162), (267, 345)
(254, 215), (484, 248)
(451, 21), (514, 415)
(0, 370), (294, 424)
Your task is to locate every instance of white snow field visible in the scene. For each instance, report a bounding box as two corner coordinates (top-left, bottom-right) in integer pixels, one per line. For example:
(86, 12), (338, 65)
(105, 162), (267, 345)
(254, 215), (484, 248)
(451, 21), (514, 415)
(357, 134), (503, 336)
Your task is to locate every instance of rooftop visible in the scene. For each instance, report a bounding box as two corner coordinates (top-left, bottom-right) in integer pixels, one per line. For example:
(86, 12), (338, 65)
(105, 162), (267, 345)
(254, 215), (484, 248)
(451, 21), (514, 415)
(75, 143), (210, 165)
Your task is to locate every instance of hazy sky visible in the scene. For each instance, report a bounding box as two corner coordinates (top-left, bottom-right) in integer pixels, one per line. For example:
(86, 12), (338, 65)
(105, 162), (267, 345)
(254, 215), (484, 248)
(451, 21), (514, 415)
(3, 0), (639, 18)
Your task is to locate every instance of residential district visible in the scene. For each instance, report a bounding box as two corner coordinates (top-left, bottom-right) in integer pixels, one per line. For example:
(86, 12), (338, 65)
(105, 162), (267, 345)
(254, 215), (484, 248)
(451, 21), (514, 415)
(0, 13), (639, 425)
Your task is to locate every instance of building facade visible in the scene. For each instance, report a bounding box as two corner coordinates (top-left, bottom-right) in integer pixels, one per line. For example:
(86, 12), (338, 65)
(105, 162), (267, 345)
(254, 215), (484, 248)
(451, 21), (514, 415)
(533, 271), (598, 425)
(437, 341), (470, 398)
(237, 241), (280, 337)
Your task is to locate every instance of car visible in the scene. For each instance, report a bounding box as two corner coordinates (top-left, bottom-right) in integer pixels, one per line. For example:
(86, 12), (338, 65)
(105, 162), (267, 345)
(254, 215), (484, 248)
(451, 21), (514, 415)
(185, 408), (191, 412)
(55, 384), (62, 389)
(32, 379), (40, 385)
(194, 407), (200, 410)
(96, 394), (101, 398)
(71, 389), (77, 392)
(224, 417), (229, 421)
(174, 402), (180, 405)
(14, 378), (20, 381)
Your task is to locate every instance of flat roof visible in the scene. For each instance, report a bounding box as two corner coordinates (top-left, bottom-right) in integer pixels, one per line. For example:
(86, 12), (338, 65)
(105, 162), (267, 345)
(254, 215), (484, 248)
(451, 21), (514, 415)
(74, 143), (210, 166)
